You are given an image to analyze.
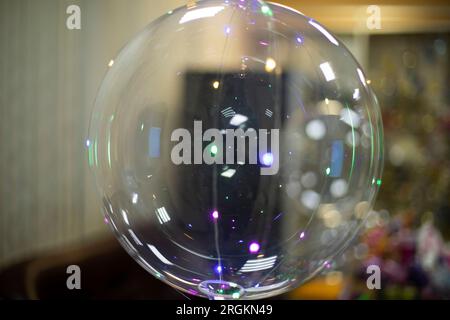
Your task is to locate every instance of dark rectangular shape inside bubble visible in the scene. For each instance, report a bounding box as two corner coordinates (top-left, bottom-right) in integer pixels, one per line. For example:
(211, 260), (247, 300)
(183, 71), (287, 130)
(171, 71), (287, 242)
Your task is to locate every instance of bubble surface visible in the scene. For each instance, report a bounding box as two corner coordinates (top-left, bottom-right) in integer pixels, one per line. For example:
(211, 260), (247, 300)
(88, 0), (383, 300)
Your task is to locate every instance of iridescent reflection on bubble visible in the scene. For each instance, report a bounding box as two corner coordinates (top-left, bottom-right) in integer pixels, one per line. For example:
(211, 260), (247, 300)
(88, 0), (383, 300)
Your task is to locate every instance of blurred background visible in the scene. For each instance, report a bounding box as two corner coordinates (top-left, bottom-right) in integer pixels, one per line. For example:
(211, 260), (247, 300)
(0, 0), (449, 299)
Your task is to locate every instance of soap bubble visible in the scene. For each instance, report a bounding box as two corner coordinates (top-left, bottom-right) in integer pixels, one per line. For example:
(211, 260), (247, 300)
(88, 0), (383, 300)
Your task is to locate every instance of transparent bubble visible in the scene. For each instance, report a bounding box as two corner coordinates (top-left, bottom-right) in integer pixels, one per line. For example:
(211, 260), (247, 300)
(88, 0), (383, 300)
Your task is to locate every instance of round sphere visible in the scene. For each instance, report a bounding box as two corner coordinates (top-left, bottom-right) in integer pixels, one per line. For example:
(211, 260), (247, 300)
(88, 0), (383, 300)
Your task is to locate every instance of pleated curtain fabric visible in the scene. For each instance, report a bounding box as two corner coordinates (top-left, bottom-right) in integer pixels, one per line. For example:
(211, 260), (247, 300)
(0, 0), (184, 268)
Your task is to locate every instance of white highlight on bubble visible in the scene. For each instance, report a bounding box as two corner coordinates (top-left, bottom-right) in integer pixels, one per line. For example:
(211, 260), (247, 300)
(148, 244), (174, 265)
(165, 271), (197, 286)
(128, 229), (143, 246)
(239, 256), (277, 273)
(156, 207), (171, 224)
(132, 192), (138, 204)
(179, 6), (225, 24)
(309, 20), (339, 46)
(357, 68), (367, 86)
(221, 107), (236, 118)
(268, 2), (305, 16)
(319, 62), (336, 82)
(353, 88), (360, 101)
(121, 209), (129, 225)
(221, 168), (236, 178)
(230, 114), (248, 126)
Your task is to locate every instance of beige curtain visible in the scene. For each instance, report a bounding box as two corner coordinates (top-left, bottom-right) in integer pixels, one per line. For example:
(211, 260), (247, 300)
(0, 0), (185, 268)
